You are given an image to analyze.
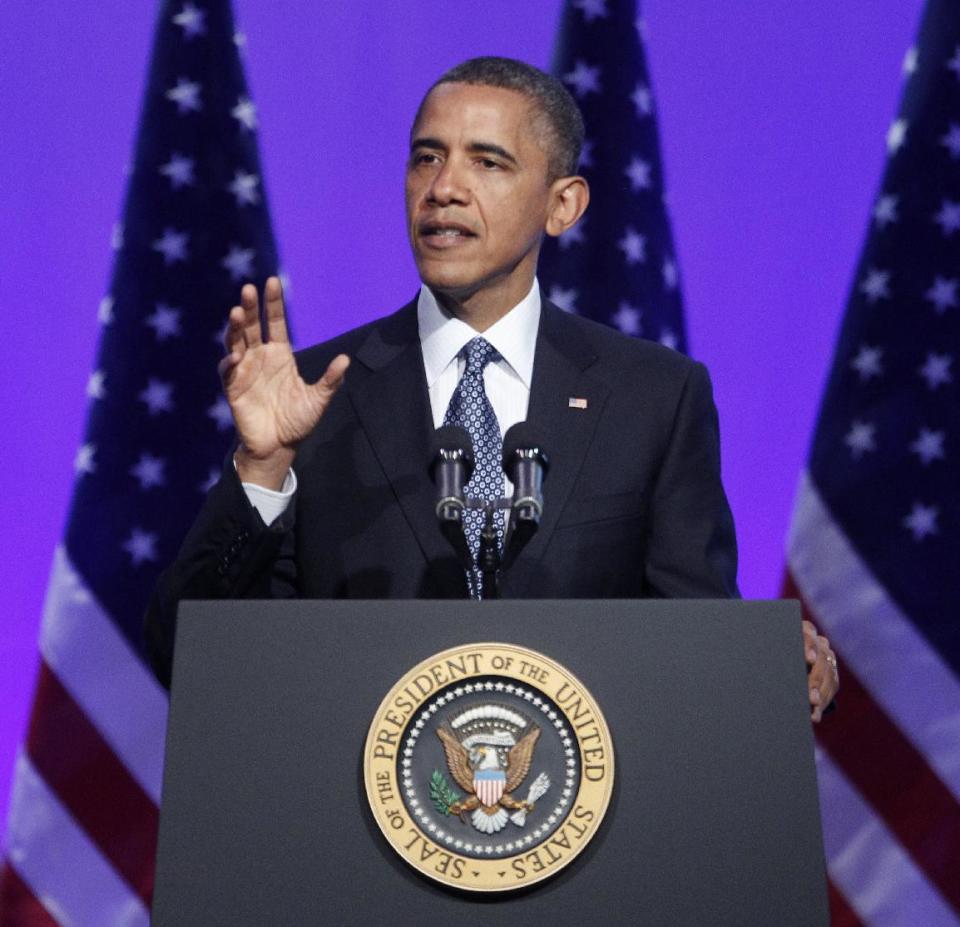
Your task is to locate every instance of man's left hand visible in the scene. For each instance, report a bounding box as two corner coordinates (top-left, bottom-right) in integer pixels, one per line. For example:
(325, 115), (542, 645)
(804, 619), (839, 723)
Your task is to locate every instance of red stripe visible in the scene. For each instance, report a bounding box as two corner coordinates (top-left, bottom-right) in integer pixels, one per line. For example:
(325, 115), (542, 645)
(784, 572), (960, 915)
(24, 661), (157, 906)
(0, 863), (60, 927)
(827, 877), (864, 927)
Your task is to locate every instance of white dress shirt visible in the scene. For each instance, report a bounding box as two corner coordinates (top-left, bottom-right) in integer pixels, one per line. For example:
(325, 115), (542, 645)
(243, 280), (541, 525)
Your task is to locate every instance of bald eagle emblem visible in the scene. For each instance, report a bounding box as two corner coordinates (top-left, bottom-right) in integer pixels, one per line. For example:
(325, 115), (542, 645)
(433, 704), (550, 835)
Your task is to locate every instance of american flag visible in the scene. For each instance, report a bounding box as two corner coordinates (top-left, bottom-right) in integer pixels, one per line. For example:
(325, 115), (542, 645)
(0, 1), (279, 922)
(784, 1), (960, 923)
(538, 0), (687, 353)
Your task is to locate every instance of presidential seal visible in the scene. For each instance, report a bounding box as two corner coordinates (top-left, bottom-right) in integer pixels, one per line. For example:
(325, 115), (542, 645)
(363, 643), (614, 892)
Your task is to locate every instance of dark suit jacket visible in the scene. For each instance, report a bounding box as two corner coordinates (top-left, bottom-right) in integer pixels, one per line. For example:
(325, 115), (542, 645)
(146, 298), (738, 686)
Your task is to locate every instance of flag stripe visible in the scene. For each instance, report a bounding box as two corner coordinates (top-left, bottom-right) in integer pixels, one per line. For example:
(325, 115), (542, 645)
(4, 752), (150, 927)
(786, 570), (960, 914)
(815, 747), (960, 926)
(788, 471), (960, 799)
(39, 546), (168, 805)
(828, 878), (866, 927)
(25, 662), (158, 905)
(0, 864), (60, 927)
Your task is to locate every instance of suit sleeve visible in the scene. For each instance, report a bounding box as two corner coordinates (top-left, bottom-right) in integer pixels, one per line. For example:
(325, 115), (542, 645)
(643, 360), (739, 598)
(144, 460), (298, 689)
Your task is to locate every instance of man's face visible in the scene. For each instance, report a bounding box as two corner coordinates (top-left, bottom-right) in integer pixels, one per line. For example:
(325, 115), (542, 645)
(405, 82), (556, 316)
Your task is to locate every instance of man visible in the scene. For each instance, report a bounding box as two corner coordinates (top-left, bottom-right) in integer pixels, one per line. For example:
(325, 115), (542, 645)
(146, 57), (838, 718)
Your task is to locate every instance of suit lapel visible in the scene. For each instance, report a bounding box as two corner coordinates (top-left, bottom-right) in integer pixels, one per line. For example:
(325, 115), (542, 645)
(346, 301), (462, 592)
(514, 302), (609, 573)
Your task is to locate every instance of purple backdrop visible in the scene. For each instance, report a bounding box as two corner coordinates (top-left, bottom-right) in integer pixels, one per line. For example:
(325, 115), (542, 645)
(0, 1), (924, 833)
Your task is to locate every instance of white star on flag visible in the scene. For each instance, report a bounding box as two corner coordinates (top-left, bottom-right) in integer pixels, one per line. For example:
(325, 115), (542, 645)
(630, 83), (652, 118)
(845, 420), (876, 458)
(233, 31), (247, 51)
(231, 96), (258, 131)
(902, 46), (918, 75)
(172, 2), (206, 39)
(563, 60), (601, 99)
(662, 258), (678, 290)
(578, 138), (595, 170)
(903, 502), (938, 541)
(199, 467), (221, 494)
(886, 118), (908, 153)
(659, 329), (678, 350)
(123, 528), (158, 565)
(859, 268), (891, 303)
(98, 294), (114, 325)
(86, 370), (106, 400)
(850, 345), (883, 381)
(207, 396), (234, 431)
(625, 157), (652, 192)
(146, 303), (182, 340)
(873, 194), (899, 228)
(909, 428), (945, 465)
(933, 199), (960, 236)
(618, 227), (646, 264)
(558, 221), (585, 250)
(572, 0), (607, 23)
(221, 245), (256, 281)
(111, 222), (124, 250)
(74, 443), (96, 475)
(159, 153), (195, 189)
(612, 302), (642, 335)
(152, 228), (189, 265)
(130, 453), (167, 489)
(228, 169), (261, 206)
(925, 276), (957, 314)
(941, 124), (960, 159)
(139, 379), (174, 414)
(947, 46), (960, 81)
(165, 78), (202, 114)
(918, 352), (953, 390)
(548, 285), (579, 313)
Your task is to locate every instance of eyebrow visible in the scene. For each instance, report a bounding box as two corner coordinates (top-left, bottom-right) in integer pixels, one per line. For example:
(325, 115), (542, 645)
(410, 137), (519, 167)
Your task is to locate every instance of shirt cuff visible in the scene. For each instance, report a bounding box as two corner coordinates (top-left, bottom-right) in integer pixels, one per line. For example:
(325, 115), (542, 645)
(240, 468), (297, 526)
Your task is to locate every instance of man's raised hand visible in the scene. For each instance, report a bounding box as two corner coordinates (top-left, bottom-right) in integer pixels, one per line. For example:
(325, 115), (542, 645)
(218, 276), (349, 489)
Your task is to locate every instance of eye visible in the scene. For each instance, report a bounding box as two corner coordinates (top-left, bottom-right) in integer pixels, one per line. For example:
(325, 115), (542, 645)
(477, 158), (501, 170)
(412, 151), (440, 167)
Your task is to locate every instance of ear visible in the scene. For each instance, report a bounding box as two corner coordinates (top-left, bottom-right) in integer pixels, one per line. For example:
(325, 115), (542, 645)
(544, 175), (590, 238)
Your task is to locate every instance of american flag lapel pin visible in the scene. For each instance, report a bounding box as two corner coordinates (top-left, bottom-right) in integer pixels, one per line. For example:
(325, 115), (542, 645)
(568, 397), (588, 410)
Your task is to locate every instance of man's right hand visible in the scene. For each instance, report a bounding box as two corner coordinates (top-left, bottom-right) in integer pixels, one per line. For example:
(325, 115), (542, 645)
(218, 276), (350, 489)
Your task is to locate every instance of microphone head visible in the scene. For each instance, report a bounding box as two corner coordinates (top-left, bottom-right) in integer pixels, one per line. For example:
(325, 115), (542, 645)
(501, 422), (549, 477)
(430, 425), (475, 481)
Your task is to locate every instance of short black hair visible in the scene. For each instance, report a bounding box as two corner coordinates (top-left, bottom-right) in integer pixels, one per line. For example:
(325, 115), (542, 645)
(413, 56), (584, 182)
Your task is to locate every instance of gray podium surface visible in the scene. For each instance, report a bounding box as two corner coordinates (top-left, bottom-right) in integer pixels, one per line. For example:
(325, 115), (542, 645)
(153, 599), (828, 926)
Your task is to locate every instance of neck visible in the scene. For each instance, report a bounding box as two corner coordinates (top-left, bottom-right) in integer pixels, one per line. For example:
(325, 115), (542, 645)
(433, 274), (535, 333)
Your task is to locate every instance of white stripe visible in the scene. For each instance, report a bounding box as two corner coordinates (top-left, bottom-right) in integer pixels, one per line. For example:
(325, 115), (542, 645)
(816, 747), (959, 926)
(4, 751), (150, 927)
(39, 546), (167, 804)
(788, 472), (960, 800)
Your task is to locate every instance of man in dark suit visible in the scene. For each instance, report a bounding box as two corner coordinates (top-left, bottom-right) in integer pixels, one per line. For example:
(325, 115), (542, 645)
(146, 57), (837, 717)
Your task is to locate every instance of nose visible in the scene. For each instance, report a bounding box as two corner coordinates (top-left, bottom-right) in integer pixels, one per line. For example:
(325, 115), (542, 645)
(427, 157), (469, 206)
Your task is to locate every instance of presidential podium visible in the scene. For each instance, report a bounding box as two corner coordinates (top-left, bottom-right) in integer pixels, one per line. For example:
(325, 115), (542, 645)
(151, 600), (829, 926)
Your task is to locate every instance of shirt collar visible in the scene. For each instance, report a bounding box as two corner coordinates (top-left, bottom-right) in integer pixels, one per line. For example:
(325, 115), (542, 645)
(417, 279), (541, 389)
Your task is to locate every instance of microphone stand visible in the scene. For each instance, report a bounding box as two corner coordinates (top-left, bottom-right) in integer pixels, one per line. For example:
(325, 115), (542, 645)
(476, 501), (502, 599)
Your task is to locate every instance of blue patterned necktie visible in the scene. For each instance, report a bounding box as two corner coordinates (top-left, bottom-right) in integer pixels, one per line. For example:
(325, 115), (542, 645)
(443, 337), (505, 598)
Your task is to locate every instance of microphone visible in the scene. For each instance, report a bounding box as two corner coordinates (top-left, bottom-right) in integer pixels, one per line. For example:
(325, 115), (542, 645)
(501, 422), (549, 567)
(429, 425), (474, 569)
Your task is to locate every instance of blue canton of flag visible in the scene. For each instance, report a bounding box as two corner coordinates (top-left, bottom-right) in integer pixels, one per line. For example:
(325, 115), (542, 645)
(538, 0), (686, 353)
(0, 1), (281, 922)
(785, 1), (960, 922)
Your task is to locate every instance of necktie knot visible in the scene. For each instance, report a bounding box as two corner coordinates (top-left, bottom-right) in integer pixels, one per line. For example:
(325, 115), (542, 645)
(462, 337), (498, 376)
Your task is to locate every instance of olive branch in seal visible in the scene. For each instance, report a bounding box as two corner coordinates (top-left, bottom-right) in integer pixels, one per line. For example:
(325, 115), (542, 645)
(429, 769), (461, 815)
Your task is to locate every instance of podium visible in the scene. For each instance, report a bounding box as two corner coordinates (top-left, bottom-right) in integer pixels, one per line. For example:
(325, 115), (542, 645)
(152, 599), (828, 926)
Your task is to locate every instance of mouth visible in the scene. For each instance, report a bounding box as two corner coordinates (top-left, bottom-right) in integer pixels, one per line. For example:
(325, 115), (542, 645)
(418, 220), (478, 249)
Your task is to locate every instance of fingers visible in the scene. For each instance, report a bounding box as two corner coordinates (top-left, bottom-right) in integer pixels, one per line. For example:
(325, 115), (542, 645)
(240, 283), (263, 348)
(263, 276), (289, 344)
(803, 621), (839, 723)
(311, 354), (351, 405)
(220, 305), (247, 383)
